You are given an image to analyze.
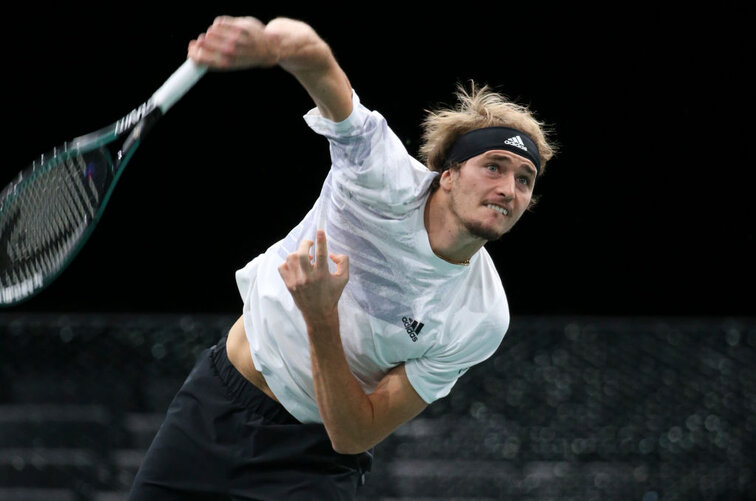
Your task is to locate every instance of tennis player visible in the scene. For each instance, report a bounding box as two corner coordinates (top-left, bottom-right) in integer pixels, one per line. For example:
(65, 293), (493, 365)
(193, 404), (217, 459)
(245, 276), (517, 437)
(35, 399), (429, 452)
(129, 15), (555, 500)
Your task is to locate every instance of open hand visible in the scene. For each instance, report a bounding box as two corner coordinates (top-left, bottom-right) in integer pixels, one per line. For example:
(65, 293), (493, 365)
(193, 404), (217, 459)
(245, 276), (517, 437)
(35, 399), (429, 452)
(278, 230), (349, 324)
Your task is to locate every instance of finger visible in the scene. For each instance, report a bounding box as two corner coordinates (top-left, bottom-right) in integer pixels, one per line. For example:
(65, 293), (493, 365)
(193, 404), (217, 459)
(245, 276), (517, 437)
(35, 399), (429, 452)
(192, 50), (230, 69)
(285, 253), (307, 285)
(207, 16), (260, 45)
(188, 34), (205, 52)
(197, 27), (249, 69)
(315, 230), (328, 270)
(297, 239), (314, 254)
(330, 253), (350, 278)
(201, 28), (237, 53)
(277, 262), (293, 286)
(189, 34), (231, 67)
(277, 261), (288, 276)
(212, 15), (244, 31)
(297, 239), (314, 268)
(187, 40), (198, 60)
(206, 22), (243, 41)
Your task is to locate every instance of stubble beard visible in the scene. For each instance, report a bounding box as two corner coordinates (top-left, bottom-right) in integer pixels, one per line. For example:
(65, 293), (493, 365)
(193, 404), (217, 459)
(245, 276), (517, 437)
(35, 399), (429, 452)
(464, 220), (506, 242)
(449, 192), (507, 242)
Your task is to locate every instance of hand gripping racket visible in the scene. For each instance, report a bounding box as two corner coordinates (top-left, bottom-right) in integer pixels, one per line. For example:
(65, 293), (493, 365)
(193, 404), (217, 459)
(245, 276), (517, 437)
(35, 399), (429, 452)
(0, 59), (206, 306)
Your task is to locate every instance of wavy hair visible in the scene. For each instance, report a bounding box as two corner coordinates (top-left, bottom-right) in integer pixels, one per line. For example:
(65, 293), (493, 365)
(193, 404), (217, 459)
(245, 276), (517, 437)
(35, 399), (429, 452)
(419, 82), (557, 182)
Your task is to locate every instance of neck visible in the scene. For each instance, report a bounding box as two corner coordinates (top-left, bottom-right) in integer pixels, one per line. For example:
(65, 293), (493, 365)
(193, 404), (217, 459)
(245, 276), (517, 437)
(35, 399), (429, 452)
(424, 190), (485, 265)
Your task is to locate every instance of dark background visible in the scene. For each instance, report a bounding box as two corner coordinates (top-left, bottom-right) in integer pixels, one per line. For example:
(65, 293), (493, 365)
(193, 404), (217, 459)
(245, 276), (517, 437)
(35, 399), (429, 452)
(1, 5), (754, 499)
(3, 3), (753, 317)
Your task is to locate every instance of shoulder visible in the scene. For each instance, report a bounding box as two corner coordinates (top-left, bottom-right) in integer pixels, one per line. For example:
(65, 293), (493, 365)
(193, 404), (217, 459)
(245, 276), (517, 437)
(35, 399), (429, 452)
(468, 249), (508, 305)
(448, 252), (510, 345)
(304, 90), (382, 139)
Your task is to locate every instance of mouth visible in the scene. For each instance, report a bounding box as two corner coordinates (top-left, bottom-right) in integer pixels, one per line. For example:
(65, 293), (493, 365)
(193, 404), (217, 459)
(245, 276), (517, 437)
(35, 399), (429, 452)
(485, 203), (509, 216)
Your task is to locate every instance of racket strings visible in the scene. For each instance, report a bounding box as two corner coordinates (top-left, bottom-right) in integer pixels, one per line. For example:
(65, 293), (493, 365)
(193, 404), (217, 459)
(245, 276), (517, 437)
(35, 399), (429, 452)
(1, 149), (104, 289)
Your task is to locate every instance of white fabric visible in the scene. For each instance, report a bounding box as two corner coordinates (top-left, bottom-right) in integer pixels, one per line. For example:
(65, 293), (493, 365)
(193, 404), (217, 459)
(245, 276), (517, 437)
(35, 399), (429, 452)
(236, 91), (509, 423)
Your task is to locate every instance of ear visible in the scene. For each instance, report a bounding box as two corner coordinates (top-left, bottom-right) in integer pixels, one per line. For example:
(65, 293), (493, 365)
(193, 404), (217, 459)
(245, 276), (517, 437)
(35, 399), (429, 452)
(439, 168), (456, 192)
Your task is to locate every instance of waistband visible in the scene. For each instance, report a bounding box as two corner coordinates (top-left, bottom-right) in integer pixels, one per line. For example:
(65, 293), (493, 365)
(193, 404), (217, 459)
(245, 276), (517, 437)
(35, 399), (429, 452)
(209, 335), (300, 425)
(209, 334), (373, 479)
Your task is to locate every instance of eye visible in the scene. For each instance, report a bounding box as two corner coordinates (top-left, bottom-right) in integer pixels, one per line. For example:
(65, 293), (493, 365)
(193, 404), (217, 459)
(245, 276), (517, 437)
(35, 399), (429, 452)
(517, 175), (532, 186)
(486, 163), (499, 173)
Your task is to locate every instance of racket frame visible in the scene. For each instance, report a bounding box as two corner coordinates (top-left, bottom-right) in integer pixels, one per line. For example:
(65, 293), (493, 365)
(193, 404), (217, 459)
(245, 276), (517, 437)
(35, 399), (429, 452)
(0, 59), (206, 306)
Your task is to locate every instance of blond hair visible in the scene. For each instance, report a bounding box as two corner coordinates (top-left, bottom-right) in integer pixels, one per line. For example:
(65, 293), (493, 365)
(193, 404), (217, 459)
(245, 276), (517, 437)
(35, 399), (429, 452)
(419, 82), (557, 177)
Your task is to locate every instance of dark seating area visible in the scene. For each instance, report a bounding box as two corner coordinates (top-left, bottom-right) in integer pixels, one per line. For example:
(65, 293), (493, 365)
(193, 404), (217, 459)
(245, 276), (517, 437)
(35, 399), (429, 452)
(1, 314), (754, 500)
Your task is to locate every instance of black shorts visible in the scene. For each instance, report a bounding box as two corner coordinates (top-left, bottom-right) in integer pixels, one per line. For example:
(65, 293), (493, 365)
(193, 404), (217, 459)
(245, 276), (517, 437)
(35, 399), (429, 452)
(128, 335), (373, 500)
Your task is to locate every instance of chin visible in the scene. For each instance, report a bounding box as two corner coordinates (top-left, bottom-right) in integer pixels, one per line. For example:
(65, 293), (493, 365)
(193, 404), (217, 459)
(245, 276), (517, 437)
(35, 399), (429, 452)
(465, 221), (508, 242)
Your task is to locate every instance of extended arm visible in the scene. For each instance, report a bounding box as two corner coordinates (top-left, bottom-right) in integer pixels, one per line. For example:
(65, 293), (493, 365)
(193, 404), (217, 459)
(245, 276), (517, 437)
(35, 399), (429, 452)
(188, 16), (353, 121)
(278, 231), (428, 454)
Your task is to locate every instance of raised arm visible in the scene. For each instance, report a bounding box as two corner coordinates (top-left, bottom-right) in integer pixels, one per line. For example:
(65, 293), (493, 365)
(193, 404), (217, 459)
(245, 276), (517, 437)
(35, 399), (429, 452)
(188, 16), (353, 121)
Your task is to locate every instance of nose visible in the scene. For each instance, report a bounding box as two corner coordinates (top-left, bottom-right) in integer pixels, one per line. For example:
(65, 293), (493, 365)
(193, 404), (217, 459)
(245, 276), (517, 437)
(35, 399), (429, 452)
(496, 172), (516, 201)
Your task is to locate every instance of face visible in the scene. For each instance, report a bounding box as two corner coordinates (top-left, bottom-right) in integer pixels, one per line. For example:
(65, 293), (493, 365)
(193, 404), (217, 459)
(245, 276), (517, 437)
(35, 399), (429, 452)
(443, 149), (536, 242)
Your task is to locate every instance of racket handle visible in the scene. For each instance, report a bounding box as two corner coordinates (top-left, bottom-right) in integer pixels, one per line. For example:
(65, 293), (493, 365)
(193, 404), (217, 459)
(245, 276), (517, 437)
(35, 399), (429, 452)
(151, 59), (207, 113)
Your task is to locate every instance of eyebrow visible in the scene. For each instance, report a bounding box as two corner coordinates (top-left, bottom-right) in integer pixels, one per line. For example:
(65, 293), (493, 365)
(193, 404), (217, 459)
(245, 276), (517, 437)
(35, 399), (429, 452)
(486, 153), (537, 177)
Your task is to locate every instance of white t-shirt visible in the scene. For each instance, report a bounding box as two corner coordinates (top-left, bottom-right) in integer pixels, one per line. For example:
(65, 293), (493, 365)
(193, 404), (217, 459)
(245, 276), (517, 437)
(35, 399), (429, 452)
(236, 91), (509, 423)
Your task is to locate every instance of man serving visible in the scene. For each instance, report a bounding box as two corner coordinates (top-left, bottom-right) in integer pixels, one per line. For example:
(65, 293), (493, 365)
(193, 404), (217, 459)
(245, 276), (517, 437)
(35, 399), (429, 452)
(129, 14), (555, 500)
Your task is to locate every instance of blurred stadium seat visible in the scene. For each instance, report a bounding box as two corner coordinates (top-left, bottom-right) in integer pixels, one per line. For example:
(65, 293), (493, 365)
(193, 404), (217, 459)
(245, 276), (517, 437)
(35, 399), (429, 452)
(0, 314), (753, 500)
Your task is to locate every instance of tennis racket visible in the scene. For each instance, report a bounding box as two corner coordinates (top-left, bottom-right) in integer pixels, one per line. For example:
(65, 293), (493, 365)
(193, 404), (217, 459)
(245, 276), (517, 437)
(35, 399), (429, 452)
(0, 59), (207, 306)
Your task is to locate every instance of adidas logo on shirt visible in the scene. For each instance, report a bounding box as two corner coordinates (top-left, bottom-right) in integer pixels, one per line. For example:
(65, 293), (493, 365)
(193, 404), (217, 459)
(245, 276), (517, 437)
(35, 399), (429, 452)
(402, 316), (424, 342)
(504, 135), (527, 151)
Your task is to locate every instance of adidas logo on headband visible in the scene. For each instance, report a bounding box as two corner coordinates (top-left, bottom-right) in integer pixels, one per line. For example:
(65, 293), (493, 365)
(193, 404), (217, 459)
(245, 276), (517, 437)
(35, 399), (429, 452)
(504, 135), (527, 151)
(445, 126), (541, 173)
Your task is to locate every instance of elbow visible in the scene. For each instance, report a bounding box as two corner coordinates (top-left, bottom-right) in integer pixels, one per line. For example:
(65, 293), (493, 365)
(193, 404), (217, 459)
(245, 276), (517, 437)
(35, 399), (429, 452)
(331, 441), (369, 456)
(329, 435), (372, 455)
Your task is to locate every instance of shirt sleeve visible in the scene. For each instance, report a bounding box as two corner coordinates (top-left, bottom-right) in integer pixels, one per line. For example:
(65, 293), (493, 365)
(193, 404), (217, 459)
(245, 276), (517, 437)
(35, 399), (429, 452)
(303, 91), (436, 218)
(404, 294), (509, 404)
